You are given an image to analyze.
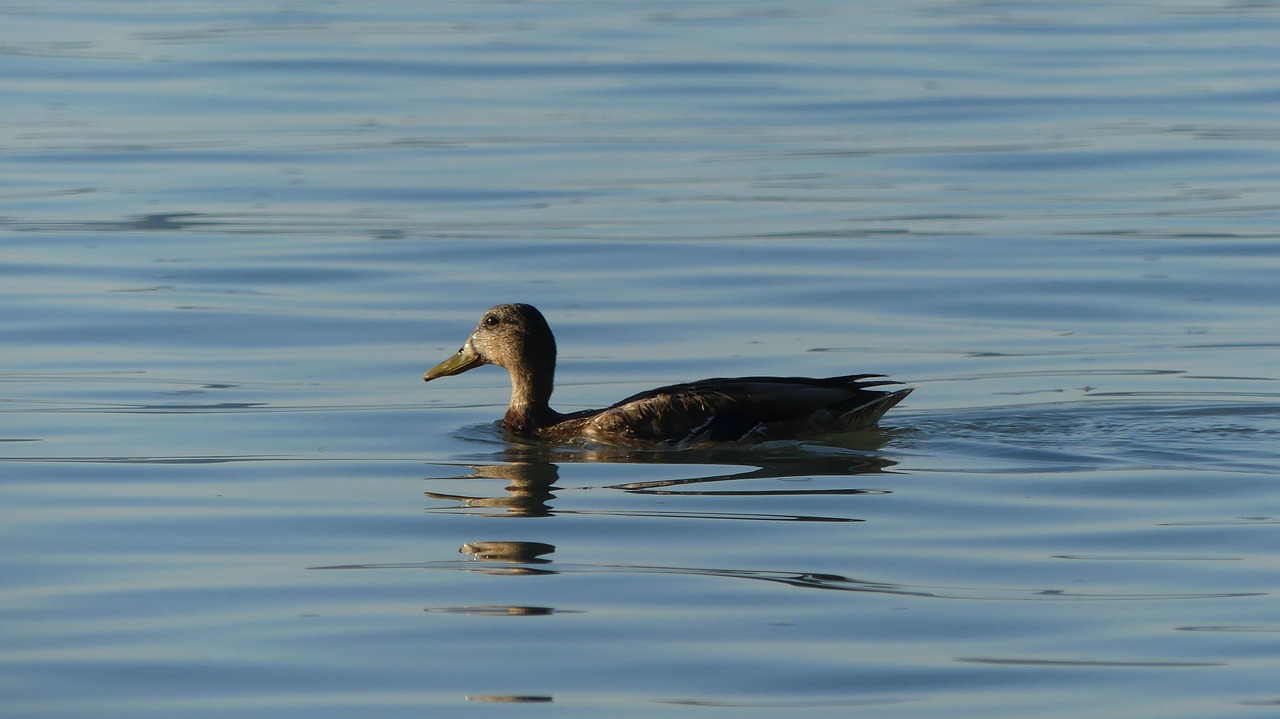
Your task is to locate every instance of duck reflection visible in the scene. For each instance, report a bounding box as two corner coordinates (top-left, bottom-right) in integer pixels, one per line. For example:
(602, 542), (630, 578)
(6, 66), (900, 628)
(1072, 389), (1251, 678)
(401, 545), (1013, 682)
(419, 540), (562, 621)
(424, 434), (900, 520)
(425, 462), (560, 517)
(461, 540), (555, 563)
(599, 451), (896, 494)
(449, 541), (559, 580)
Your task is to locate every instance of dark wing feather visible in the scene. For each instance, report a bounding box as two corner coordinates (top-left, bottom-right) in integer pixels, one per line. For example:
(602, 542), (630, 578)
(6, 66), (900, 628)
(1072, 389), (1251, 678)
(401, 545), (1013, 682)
(584, 375), (912, 447)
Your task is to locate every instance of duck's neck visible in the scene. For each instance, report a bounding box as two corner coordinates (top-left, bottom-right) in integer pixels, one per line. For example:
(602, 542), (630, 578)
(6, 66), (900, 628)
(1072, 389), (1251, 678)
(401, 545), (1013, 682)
(502, 363), (560, 436)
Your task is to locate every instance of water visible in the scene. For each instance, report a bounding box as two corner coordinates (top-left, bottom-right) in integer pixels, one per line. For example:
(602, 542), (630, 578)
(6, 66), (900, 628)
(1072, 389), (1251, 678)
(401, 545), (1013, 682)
(4, 1), (1280, 717)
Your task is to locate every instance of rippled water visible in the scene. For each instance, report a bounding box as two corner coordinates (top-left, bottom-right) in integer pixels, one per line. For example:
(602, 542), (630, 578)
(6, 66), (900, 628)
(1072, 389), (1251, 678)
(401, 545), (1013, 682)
(4, 2), (1280, 717)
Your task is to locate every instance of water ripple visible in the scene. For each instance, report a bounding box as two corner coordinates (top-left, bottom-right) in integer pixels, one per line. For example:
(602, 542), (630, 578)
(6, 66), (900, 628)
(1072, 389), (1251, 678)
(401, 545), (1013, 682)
(314, 560), (1266, 603)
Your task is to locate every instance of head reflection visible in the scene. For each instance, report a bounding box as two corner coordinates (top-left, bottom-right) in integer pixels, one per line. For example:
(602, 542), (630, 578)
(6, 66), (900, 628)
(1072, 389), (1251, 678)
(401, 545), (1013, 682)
(425, 461), (560, 517)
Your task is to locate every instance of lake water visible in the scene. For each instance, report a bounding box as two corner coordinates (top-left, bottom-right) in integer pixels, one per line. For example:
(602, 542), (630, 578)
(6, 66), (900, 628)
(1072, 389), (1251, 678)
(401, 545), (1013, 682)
(4, 1), (1279, 717)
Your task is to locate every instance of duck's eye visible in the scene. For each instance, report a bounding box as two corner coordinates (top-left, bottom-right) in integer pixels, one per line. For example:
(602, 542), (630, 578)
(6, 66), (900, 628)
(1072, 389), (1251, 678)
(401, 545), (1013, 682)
(483, 314), (500, 327)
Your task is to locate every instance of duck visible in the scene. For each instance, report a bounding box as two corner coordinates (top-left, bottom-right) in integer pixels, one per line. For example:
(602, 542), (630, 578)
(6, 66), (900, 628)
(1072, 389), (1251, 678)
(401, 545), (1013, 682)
(423, 303), (913, 448)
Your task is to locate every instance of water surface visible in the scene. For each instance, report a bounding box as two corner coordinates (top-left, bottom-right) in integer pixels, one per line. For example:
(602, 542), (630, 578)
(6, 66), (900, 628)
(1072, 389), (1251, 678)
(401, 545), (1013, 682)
(4, 2), (1280, 717)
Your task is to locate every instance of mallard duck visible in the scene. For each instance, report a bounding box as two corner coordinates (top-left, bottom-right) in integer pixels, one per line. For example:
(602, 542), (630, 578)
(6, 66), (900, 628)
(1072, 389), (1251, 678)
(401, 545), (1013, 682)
(423, 304), (913, 448)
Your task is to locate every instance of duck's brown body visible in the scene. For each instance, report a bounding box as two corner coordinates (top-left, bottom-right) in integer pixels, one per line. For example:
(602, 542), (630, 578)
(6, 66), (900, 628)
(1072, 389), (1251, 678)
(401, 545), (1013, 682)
(424, 304), (912, 448)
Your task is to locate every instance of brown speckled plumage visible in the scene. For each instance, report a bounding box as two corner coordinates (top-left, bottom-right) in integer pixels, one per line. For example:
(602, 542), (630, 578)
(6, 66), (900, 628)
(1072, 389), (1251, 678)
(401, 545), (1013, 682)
(423, 304), (913, 448)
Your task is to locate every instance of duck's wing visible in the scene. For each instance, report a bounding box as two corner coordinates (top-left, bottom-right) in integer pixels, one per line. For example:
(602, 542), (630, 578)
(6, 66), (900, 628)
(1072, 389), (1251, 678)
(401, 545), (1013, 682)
(582, 375), (912, 447)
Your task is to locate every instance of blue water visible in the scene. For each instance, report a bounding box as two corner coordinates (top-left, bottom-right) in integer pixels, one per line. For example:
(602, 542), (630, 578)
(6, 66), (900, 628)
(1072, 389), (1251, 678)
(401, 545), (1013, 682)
(4, 2), (1280, 717)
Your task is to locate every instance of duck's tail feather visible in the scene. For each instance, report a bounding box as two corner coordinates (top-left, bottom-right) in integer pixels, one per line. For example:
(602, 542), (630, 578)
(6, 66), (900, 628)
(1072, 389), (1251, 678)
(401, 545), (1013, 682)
(837, 386), (915, 431)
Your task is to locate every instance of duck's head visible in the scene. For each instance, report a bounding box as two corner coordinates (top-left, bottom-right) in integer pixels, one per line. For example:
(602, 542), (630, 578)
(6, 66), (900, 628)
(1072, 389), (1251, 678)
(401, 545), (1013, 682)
(423, 303), (557, 384)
